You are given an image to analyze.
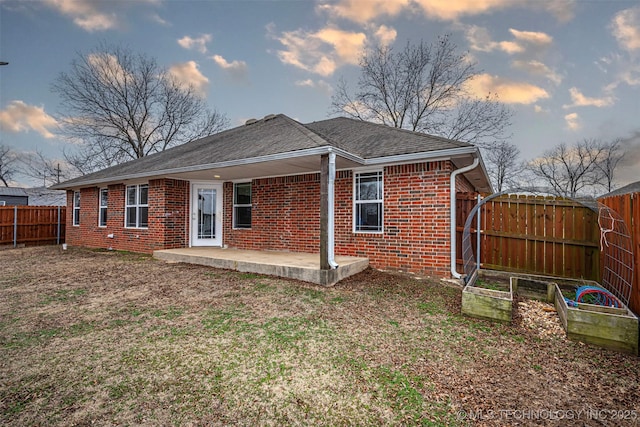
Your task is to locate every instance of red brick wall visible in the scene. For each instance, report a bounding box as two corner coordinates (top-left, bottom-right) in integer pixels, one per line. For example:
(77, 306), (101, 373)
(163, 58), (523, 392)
(223, 160), (459, 277)
(335, 161), (454, 277)
(223, 173), (320, 253)
(66, 161), (475, 277)
(65, 179), (188, 253)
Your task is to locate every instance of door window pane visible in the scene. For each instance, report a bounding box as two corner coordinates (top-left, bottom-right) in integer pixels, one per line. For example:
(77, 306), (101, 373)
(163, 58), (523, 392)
(197, 188), (216, 239)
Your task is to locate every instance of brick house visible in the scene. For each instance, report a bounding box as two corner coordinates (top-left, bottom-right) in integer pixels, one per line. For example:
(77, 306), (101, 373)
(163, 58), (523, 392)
(52, 114), (492, 279)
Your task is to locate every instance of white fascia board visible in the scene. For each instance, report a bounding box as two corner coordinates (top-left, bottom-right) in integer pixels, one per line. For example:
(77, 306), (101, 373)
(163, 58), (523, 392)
(475, 153), (494, 194)
(361, 146), (478, 166)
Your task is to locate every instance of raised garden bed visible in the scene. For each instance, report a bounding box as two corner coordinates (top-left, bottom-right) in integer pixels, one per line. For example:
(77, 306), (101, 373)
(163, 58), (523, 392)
(554, 284), (638, 355)
(461, 271), (513, 323)
(461, 271), (639, 355)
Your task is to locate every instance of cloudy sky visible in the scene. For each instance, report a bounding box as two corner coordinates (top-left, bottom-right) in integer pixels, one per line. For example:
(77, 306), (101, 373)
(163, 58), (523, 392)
(1, 0), (639, 187)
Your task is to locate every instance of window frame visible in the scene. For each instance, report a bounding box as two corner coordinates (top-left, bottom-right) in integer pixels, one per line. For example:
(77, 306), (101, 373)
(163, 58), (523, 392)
(232, 182), (252, 229)
(353, 170), (384, 233)
(124, 184), (149, 229)
(98, 188), (108, 228)
(72, 191), (80, 226)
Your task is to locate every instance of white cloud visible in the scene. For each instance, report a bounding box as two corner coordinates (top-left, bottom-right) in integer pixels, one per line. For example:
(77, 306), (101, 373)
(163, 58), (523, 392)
(564, 112), (580, 130)
(597, 54), (640, 92)
(466, 74), (550, 104)
(0, 100), (58, 138)
(149, 13), (170, 26)
(534, 104), (549, 114)
(512, 60), (562, 85)
(617, 132), (640, 186)
(373, 25), (397, 47)
(168, 61), (209, 97)
(619, 67), (640, 86)
(44, 0), (117, 31)
(295, 79), (333, 95)
(41, 0), (161, 32)
(509, 29), (553, 47)
(611, 6), (640, 51)
(316, 0), (408, 24)
(413, 0), (514, 21)
(270, 25), (366, 76)
(466, 26), (552, 55)
(87, 53), (130, 86)
(541, 0), (576, 23)
(318, 0), (574, 23)
(464, 25), (496, 52)
(563, 87), (615, 109)
(212, 55), (248, 83)
(178, 34), (212, 54)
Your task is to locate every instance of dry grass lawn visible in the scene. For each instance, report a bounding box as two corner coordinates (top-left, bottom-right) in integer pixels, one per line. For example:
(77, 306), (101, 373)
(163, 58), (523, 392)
(1, 246), (638, 426)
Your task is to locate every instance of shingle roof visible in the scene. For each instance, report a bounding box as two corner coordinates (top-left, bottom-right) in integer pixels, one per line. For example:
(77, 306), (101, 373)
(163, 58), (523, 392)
(600, 180), (640, 198)
(52, 114), (479, 189)
(0, 187), (28, 197)
(304, 117), (471, 157)
(54, 114), (329, 188)
(24, 187), (66, 206)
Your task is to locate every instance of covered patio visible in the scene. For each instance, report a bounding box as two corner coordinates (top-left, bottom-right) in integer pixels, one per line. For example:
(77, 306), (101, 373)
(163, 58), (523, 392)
(153, 247), (369, 286)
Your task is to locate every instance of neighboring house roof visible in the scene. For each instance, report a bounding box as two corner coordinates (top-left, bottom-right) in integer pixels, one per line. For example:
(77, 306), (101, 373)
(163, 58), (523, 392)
(52, 114), (491, 192)
(24, 187), (67, 206)
(600, 180), (640, 198)
(0, 187), (28, 197)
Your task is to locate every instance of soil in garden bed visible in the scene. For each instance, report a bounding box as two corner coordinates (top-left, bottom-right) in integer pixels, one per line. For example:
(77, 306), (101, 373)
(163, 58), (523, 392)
(473, 277), (510, 292)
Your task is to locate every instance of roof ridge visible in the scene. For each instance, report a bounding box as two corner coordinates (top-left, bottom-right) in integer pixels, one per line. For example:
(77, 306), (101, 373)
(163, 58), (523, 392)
(307, 116), (473, 147)
(276, 114), (331, 148)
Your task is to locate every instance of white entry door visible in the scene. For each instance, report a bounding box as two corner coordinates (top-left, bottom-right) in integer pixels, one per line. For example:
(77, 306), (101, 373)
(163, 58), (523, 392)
(191, 184), (223, 247)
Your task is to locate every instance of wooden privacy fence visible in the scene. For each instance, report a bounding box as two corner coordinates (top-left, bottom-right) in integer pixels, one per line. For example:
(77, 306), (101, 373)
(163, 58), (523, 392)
(0, 206), (66, 248)
(598, 192), (639, 316)
(456, 193), (601, 281)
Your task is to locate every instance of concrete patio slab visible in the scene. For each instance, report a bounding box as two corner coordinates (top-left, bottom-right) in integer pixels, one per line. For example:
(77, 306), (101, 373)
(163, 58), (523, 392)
(153, 247), (369, 286)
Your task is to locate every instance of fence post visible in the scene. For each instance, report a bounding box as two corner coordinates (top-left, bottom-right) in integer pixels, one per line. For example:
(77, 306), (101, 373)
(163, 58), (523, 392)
(57, 206), (61, 245)
(476, 194), (481, 270)
(13, 205), (18, 248)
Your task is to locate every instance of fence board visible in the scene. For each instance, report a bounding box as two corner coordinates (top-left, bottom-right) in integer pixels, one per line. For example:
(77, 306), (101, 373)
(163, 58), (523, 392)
(457, 193), (600, 281)
(599, 193), (639, 315)
(0, 206), (65, 247)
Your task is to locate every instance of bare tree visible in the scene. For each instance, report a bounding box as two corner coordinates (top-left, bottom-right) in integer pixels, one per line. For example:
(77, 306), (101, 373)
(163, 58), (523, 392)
(330, 36), (512, 146)
(52, 43), (228, 174)
(593, 137), (625, 193)
(0, 144), (18, 187)
(17, 150), (74, 187)
(483, 141), (520, 192)
(527, 139), (614, 197)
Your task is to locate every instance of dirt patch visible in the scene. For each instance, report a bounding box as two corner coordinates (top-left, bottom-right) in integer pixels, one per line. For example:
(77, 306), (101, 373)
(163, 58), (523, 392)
(1, 247), (638, 426)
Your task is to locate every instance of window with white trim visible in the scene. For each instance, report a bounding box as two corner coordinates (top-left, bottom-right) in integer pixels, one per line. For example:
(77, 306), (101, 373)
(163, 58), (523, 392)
(233, 182), (251, 229)
(125, 184), (148, 228)
(354, 171), (383, 232)
(98, 188), (108, 227)
(73, 191), (80, 226)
